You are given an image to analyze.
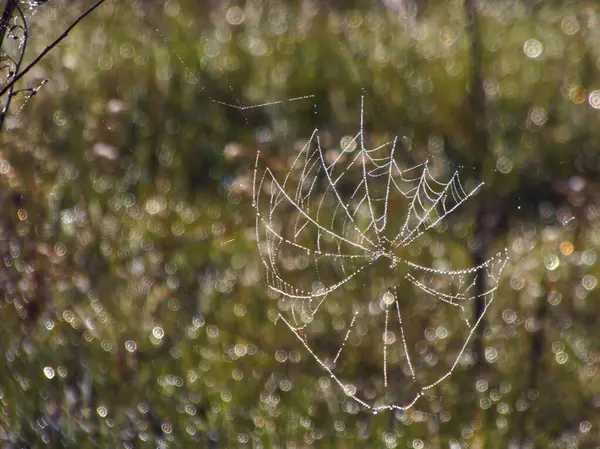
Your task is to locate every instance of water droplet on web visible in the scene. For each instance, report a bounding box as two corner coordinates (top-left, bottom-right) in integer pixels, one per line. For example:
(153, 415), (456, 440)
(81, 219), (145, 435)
(249, 96), (509, 411)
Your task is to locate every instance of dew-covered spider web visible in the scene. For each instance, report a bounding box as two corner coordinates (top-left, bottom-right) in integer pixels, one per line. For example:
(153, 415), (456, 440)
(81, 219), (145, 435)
(250, 97), (508, 412)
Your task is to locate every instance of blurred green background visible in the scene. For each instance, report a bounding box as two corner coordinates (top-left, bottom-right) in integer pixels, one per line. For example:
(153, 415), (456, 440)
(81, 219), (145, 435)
(1, 0), (600, 447)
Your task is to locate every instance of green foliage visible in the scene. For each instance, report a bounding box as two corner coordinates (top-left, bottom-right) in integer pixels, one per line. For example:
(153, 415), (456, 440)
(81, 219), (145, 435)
(0, 0), (600, 447)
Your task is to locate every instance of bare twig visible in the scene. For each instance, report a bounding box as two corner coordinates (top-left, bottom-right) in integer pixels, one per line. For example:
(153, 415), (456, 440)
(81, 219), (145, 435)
(0, 3), (27, 130)
(0, 0), (106, 100)
(0, 0), (18, 46)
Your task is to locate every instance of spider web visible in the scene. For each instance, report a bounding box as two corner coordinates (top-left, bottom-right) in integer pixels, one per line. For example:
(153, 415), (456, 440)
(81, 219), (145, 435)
(251, 97), (509, 412)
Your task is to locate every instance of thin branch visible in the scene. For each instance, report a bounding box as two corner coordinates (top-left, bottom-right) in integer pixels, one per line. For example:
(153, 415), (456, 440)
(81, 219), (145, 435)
(0, 0), (106, 99)
(0, 0), (18, 47)
(0, 4), (27, 130)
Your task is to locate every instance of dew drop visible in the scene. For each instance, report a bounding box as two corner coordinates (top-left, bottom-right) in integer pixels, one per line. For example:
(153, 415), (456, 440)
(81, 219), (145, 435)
(43, 366), (55, 379)
(275, 350), (287, 363)
(544, 254), (560, 271)
(582, 275), (596, 291)
(589, 90), (600, 109)
(344, 384), (357, 396)
(311, 282), (325, 296)
(152, 326), (164, 339)
(382, 331), (396, 344)
(556, 352), (568, 364)
(381, 291), (395, 307)
(192, 315), (205, 328)
(475, 379), (488, 392)
(523, 39), (542, 58)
